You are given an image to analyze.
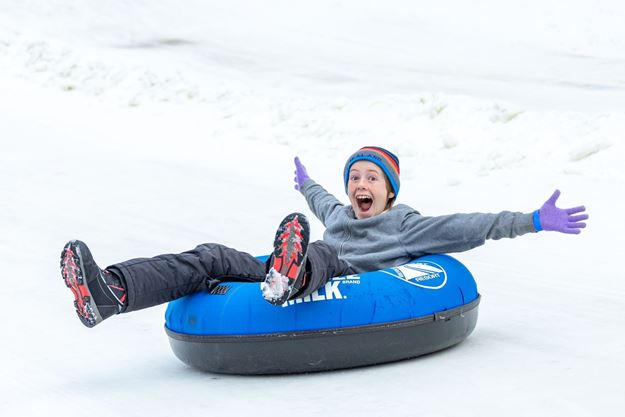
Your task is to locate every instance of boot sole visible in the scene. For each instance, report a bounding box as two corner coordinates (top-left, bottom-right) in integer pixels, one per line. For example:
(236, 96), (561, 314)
(60, 241), (102, 327)
(264, 213), (310, 305)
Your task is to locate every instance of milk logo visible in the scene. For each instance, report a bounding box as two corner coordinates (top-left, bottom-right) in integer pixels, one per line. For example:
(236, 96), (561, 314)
(382, 261), (447, 289)
(283, 275), (360, 307)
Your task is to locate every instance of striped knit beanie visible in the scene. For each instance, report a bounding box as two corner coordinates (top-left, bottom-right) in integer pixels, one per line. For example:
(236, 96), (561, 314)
(343, 146), (400, 198)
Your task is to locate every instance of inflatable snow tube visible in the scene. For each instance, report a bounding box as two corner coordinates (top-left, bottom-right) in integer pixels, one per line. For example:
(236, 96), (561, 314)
(165, 254), (480, 375)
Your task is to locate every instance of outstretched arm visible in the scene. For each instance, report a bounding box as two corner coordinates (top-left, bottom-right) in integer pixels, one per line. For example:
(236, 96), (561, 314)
(399, 189), (588, 258)
(399, 210), (536, 256)
(293, 156), (344, 226)
(533, 190), (588, 234)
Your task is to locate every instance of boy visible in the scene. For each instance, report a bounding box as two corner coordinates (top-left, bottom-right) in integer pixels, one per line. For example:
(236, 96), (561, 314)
(61, 146), (587, 327)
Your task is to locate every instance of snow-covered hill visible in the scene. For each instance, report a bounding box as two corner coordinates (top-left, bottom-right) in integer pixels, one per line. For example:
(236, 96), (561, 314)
(1, 1), (623, 416)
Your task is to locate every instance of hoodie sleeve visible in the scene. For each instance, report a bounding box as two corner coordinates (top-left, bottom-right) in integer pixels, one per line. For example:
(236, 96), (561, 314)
(398, 210), (537, 257)
(300, 180), (345, 226)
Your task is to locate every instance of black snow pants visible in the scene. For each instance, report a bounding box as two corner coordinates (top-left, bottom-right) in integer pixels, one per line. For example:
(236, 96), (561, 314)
(108, 241), (354, 312)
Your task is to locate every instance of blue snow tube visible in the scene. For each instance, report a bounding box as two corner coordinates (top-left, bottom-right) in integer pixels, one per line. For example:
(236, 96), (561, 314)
(165, 254), (480, 374)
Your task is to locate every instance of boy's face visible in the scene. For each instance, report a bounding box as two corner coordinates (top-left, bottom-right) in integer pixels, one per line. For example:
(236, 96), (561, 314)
(347, 161), (395, 219)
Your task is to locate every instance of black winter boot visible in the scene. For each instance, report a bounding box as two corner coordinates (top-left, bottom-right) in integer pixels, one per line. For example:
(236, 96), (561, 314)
(60, 240), (126, 327)
(261, 213), (310, 306)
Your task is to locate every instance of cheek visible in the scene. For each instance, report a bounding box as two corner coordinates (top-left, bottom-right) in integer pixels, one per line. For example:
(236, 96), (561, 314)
(375, 186), (390, 202)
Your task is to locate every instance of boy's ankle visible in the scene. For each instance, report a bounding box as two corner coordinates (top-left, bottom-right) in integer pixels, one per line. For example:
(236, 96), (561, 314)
(100, 269), (127, 311)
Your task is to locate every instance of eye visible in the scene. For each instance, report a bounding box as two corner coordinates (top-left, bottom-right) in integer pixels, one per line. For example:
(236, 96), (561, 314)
(368, 175), (378, 182)
(350, 175), (360, 181)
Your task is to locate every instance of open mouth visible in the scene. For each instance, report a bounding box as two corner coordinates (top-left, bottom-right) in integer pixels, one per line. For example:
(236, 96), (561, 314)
(356, 195), (373, 213)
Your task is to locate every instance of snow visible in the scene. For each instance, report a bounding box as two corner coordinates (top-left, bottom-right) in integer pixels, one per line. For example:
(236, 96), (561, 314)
(0, 0), (623, 416)
(261, 268), (292, 302)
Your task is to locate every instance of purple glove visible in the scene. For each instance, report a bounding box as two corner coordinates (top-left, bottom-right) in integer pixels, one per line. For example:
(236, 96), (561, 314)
(534, 190), (588, 234)
(294, 157), (310, 191)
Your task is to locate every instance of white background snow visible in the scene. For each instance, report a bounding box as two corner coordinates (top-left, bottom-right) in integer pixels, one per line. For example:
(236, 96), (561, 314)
(1, 0), (624, 416)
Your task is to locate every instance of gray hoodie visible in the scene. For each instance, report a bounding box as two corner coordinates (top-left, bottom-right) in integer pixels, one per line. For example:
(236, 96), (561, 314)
(301, 180), (536, 273)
